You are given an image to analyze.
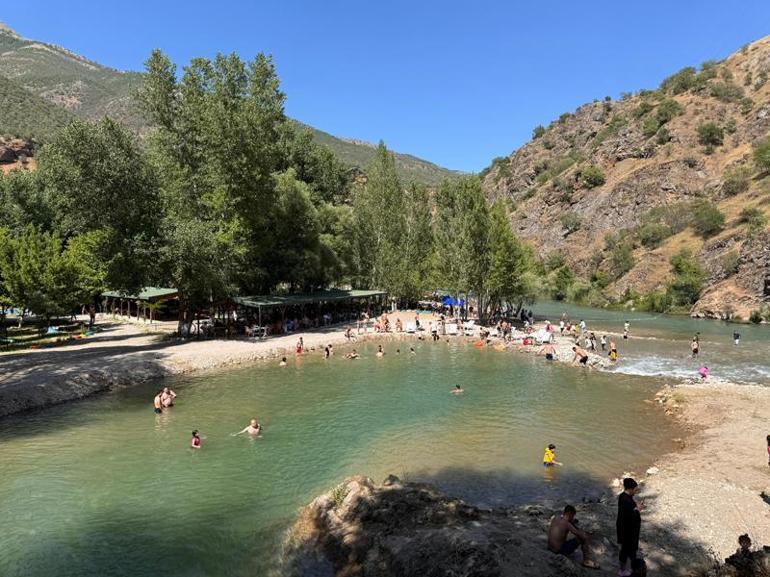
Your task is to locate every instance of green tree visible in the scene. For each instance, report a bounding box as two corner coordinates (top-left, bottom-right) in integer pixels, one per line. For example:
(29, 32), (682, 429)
(0, 226), (104, 324)
(37, 118), (160, 293)
(485, 202), (536, 312)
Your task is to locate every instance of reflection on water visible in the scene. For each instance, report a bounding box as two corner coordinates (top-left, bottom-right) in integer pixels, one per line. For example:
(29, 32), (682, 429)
(0, 339), (676, 577)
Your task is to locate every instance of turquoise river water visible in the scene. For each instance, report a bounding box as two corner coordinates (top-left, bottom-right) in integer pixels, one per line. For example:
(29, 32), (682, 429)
(0, 304), (767, 577)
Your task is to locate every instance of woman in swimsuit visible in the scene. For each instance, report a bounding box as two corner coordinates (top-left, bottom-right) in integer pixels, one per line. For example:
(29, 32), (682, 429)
(233, 419), (262, 436)
(191, 430), (202, 449)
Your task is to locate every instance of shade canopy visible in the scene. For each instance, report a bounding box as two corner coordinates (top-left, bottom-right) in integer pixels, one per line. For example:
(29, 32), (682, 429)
(101, 287), (178, 302)
(233, 289), (386, 310)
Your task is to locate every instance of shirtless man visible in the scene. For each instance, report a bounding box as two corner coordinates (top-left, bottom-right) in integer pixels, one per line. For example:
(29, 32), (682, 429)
(451, 385), (464, 394)
(540, 342), (556, 361)
(376, 345), (385, 358)
(572, 346), (590, 366)
(233, 418), (261, 436)
(547, 505), (599, 569)
(160, 387), (177, 408)
(279, 356), (288, 367)
(345, 349), (359, 359)
(153, 391), (163, 414)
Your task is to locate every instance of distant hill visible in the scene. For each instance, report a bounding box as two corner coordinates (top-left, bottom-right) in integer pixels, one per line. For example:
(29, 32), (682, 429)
(0, 23), (459, 185)
(0, 74), (74, 140)
(482, 36), (770, 319)
(299, 122), (461, 185)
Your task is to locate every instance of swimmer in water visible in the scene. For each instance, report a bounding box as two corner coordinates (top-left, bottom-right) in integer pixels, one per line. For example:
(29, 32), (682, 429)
(153, 390), (163, 414)
(233, 418), (261, 436)
(543, 443), (563, 467)
(410, 347), (416, 355)
(376, 345), (385, 357)
(279, 356), (287, 367)
(691, 337), (699, 358)
(451, 385), (464, 394)
(345, 349), (359, 359)
(191, 430), (201, 449)
(160, 387), (177, 408)
(396, 349), (401, 355)
(540, 342), (555, 361)
(733, 331), (741, 346)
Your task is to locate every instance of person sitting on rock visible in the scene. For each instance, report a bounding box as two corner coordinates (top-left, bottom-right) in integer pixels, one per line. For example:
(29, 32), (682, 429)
(547, 505), (599, 569)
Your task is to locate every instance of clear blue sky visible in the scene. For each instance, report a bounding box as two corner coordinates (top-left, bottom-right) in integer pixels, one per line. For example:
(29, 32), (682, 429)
(3, 1), (770, 172)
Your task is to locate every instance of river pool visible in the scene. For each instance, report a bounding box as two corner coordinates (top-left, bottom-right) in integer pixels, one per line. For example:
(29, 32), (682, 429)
(0, 336), (679, 577)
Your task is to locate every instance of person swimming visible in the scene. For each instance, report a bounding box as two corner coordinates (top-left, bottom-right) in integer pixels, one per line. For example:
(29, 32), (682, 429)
(191, 430), (201, 449)
(160, 387), (177, 408)
(279, 356), (287, 367)
(410, 347), (416, 354)
(233, 418), (262, 436)
(345, 349), (359, 359)
(376, 345), (385, 357)
(543, 443), (563, 467)
(153, 390), (163, 414)
(451, 385), (464, 394)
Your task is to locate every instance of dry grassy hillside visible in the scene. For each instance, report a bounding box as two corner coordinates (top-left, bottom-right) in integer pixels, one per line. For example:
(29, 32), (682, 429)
(483, 36), (770, 319)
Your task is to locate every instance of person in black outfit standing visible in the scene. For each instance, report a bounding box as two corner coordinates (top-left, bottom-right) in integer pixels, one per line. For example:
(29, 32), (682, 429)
(617, 477), (643, 577)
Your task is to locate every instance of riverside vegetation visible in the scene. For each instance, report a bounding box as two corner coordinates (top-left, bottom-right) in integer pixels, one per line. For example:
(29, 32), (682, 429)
(0, 48), (536, 330)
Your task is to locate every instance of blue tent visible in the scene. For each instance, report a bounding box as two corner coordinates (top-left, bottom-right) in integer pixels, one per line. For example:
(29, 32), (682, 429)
(441, 296), (465, 307)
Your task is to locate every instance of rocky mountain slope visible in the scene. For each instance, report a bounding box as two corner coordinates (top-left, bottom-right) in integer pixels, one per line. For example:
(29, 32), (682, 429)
(0, 74), (75, 140)
(482, 36), (770, 319)
(0, 22), (459, 185)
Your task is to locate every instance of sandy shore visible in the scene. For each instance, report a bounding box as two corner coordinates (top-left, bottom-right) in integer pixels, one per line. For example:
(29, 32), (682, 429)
(1, 312), (768, 568)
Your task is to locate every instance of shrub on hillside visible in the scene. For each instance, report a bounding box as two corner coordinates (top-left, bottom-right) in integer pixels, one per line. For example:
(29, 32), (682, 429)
(580, 165), (605, 188)
(661, 67), (697, 94)
(720, 250), (740, 276)
(692, 201), (726, 237)
(666, 249), (705, 306)
(642, 203), (693, 234)
(559, 211), (582, 234)
(749, 309), (763, 324)
(637, 222), (672, 248)
(532, 125), (546, 139)
(697, 122), (724, 147)
(722, 165), (752, 196)
(739, 207), (768, 237)
(710, 81), (744, 103)
(753, 137), (770, 173)
(656, 99), (683, 124)
(655, 127), (671, 145)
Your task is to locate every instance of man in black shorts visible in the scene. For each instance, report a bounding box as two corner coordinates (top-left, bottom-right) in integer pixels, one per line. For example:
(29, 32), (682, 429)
(547, 505), (599, 569)
(572, 346), (589, 366)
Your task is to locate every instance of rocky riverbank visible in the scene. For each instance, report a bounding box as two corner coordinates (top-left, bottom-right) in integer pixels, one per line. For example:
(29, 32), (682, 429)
(281, 475), (769, 577)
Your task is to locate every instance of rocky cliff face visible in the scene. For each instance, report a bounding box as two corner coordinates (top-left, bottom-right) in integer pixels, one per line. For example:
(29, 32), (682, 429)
(482, 37), (770, 319)
(280, 475), (750, 577)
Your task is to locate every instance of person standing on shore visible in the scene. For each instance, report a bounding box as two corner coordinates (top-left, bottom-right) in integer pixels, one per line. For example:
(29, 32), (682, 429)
(617, 478), (643, 576)
(600, 335), (607, 351)
(766, 435), (770, 467)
